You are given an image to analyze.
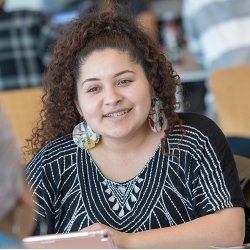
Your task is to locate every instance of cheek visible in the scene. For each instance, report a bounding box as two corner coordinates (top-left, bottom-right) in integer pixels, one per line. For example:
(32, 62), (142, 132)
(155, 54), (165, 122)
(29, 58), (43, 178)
(78, 100), (99, 119)
(133, 88), (152, 111)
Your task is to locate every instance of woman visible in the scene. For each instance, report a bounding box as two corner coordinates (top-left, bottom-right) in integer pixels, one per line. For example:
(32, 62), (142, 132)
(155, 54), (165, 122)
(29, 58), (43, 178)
(0, 105), (36, 248)
(25, 1), (248, 248)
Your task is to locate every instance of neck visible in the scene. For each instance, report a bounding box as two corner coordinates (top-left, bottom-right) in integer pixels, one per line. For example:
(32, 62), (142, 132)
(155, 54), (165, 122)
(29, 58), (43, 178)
(88, 121), (166, 182)
(100, 124), (155, 154)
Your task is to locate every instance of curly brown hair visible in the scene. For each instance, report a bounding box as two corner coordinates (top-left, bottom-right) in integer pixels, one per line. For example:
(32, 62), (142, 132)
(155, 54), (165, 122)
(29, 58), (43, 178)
(25, 1), (183, 159)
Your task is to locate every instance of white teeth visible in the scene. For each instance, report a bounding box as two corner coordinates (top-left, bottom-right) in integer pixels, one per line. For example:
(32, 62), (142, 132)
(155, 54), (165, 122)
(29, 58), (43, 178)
(106, 110), (129, 117)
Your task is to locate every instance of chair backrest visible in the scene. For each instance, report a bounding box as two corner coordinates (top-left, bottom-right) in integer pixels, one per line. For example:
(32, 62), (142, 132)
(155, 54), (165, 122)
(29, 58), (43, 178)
(210, 63), (250, 138)
(0, 87), (43, 149)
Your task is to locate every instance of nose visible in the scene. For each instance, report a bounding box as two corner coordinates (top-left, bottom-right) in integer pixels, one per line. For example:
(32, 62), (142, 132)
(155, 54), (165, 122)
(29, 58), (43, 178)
(103, 86), (122, 105)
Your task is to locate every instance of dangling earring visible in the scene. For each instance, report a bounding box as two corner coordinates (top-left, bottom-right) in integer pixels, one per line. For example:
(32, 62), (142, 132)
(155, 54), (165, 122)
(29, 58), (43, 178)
(72, 120), (100, 150)
(148, 98), (164, 132)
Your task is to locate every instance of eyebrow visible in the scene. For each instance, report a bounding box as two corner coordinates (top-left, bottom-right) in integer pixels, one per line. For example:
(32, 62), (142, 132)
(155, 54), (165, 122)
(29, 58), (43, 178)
(113, 70), (135, 78)
(82, 70), (135, 85)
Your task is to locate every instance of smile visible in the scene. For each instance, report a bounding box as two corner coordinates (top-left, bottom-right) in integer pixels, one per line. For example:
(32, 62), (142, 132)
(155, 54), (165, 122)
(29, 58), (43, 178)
(105, 109), (131, 118)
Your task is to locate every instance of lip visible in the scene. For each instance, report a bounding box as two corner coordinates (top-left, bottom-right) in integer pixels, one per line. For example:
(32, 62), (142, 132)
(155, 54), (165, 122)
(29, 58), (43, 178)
(104, 108), (132, 117)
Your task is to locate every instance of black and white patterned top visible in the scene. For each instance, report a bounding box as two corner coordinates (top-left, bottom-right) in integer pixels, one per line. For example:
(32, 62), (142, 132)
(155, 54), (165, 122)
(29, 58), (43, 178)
(26, 113), (246, 234)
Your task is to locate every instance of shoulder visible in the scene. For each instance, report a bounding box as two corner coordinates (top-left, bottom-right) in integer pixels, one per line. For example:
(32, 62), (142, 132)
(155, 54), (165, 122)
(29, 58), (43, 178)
(26, 136), (79, 182)
(179, 111), (214, 124)
(171, 112), (239, 182)
(172, 112), (233, 159)
(29, 135), (78, 165)
(177, 112), (223, 138)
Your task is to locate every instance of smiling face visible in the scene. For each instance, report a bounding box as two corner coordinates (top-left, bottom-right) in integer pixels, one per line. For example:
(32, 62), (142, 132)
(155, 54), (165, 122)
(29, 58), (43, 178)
(75, 48), (154, 141)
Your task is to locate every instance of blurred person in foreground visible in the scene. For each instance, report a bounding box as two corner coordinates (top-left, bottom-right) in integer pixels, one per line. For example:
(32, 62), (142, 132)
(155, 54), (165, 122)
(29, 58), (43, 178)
(0, 0), (60, 90)
(0, 104), (36, 248)
(25, 0), (249, 248)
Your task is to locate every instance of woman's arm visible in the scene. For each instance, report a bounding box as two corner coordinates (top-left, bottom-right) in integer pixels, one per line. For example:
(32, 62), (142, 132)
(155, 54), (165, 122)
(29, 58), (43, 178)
(81, 207), (245, 249)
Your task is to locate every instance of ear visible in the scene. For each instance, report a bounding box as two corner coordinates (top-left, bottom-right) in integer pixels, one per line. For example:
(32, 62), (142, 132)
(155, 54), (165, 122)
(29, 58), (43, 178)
(74, 99), (83, 117)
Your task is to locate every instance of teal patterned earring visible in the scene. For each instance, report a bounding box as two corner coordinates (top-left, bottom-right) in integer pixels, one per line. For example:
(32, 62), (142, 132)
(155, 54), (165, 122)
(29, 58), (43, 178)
(148, 98), (164, 132)
(72, 120), (100, 150)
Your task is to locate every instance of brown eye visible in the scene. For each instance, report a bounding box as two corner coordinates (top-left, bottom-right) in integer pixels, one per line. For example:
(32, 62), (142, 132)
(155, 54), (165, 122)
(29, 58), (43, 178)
(88, 87), (99, 92)
(118, 79), (131, 85)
